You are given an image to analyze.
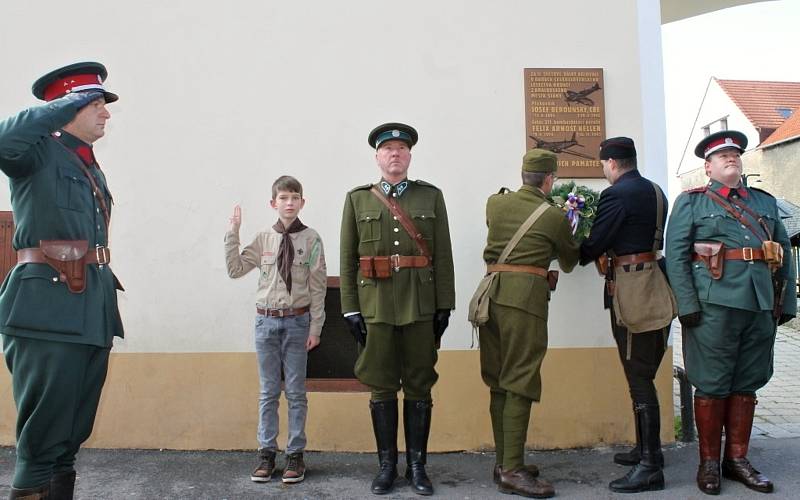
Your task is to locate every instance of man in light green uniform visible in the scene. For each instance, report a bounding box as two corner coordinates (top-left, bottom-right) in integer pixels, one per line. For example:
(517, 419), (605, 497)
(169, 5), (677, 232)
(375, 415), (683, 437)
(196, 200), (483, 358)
(666, 130), (796, 495)
(479, 149), (579, 498)
(340, 122), (455, 496)
(0, 62), (123, 499)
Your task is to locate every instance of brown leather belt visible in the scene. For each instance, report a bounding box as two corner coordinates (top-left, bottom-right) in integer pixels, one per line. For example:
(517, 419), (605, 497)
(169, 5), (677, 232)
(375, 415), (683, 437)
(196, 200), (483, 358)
(613, 251), (660, 267)
(486, 263), (548, 278)
(256, 306), (310, 317)
(692, 247), (765, 262)
(389, 255), (430, 269)
(17, 246), (111, 265)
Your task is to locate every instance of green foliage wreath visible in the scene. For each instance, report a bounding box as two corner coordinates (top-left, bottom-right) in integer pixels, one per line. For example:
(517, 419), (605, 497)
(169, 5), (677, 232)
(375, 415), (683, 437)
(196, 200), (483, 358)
(550, 181), (601, 240)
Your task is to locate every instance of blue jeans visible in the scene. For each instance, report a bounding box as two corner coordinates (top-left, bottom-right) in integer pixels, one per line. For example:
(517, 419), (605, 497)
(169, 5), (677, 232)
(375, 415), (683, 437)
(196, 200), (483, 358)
(254, 312), (310, 454)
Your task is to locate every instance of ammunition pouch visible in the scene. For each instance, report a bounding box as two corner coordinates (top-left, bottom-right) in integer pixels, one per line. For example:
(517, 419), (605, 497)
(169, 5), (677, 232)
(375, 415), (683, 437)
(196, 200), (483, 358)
(762, 240), (784, 272)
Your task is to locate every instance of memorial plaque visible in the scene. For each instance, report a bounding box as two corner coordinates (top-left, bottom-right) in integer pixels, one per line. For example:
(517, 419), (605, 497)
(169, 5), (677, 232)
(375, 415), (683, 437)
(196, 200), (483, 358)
(305, 277), (367, 391)
(524, 68), (606, 178)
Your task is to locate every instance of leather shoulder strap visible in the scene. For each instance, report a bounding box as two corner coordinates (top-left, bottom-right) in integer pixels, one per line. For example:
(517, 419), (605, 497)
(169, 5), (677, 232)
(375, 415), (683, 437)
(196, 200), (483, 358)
(650, 181), (665, 252)
(497, 202), (550, 264)
(52, 136), (111, 228)
(704, 189), (769, 242)
(369, 185), (431, 259)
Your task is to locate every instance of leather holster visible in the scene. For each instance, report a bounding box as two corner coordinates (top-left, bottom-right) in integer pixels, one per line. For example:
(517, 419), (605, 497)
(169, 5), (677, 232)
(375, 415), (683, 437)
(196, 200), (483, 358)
(547, 270), (559, 291)
(693, 241), (725, 280)
(40, 240), (89, 293)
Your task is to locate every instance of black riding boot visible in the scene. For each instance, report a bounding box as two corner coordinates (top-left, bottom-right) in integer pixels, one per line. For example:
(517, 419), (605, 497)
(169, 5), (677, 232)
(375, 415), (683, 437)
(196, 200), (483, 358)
(50, 470), (76, 500)
(614, 403), (664, 467)
(404, 399), (434, 496)
(609, 403), (665, 493)
(370, 399), (399, 495)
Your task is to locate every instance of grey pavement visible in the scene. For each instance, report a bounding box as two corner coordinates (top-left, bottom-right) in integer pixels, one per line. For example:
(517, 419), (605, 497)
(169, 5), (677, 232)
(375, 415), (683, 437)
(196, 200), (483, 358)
(2, 440), (800, 499)
(672, 323), (800, 439)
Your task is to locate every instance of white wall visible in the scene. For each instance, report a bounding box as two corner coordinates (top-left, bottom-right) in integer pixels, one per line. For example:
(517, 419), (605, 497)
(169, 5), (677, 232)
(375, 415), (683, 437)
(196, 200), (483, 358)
(0, 0), (669, 353)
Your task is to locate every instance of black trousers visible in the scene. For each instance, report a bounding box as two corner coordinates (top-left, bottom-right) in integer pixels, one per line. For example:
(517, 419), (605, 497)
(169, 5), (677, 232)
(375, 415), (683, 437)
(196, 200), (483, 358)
(610, 309), (668, 405)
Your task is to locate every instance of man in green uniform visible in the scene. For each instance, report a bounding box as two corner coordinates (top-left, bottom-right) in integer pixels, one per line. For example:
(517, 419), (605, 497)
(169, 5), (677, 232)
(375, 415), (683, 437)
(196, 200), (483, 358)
(666, 130), (796, 495)
(340, 122), (455, 496)
(0, 62), (123, 500)
(477, 149), (579, 498)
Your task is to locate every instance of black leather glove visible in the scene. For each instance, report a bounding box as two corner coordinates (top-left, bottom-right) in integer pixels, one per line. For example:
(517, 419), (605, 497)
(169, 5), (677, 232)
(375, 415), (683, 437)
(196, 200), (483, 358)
(433, 309), (451, 348)
(778, 314), (794, 326)
(63, 90), (104, 110)
(679, 312), (702, 328)
(344, 313), (367, 346)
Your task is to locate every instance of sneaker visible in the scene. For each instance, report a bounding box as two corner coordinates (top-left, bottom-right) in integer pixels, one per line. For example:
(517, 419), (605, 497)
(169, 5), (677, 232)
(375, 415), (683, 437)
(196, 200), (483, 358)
(250, 449), (276, 482)
(282, 452), (306, 484)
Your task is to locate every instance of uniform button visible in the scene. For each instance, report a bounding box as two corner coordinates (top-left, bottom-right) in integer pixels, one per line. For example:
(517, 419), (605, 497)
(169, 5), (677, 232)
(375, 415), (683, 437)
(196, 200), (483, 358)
(421, 215), (426, 219)
(392, 193), (397, 197)
(394, 241), (400, 246)
(97, 208), (100, 213)
(97, 225), (101, 230)
(744, 235), (750, 240)
(749, 261), (754, 265)
(52, 277), (58, 282)
(394, 228), (399, 232)
(393, 216), (398, 220)
(360, 280), (364, 284)
(741, 224), (746, 229)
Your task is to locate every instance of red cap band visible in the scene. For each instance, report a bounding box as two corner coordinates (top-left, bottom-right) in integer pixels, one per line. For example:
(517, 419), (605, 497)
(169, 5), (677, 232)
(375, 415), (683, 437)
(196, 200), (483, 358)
(43, 73), (104, 101)
(704, 136), (744, 157)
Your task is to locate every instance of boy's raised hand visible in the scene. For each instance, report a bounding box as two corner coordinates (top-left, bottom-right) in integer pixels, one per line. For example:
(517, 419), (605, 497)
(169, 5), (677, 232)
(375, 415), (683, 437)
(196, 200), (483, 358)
(229, 204), (242, 232)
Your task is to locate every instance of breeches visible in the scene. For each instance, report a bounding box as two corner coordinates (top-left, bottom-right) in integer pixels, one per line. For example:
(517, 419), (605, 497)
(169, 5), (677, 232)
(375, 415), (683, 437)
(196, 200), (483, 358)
(683, 302), (776, 397)
(610, 309), (668, 405)
(479, 301), (548, 401)
(354, 321), (438, 401)
(2, 335), (110, 488)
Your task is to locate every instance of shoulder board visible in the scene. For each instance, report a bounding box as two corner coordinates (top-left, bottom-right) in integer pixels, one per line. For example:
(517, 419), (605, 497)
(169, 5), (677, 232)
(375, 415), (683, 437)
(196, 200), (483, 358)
(497, 187), (511, 195)
(684, 185), (708, 194)
(348, 183), (373, 193)
(413, 179), (440, 190)
(750, 187), (775, 198)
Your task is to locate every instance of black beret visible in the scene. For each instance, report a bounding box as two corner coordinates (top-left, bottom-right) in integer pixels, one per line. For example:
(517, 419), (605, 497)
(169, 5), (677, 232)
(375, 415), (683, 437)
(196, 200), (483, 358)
(599, 137), (636, 160)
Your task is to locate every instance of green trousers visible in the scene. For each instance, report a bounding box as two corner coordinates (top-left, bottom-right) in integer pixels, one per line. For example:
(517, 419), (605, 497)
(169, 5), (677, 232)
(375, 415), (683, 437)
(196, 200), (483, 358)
(683, 302), (776, 398)
(480, 301), (547, 469)
(354, 321), (438, 401)
(3, 335), (110, 488)
(479, 301), (548, 401)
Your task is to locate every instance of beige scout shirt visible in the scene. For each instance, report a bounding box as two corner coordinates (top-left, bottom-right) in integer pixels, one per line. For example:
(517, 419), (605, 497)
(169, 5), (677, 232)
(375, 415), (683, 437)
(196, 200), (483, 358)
(225, 226), (327, 337)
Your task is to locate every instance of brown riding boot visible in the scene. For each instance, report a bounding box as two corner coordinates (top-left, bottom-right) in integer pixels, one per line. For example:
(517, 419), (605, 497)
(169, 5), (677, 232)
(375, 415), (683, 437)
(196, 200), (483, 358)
(9, 483), (50, 499)
(498, 467), (554, 498)
(694, 396), (726, 495)
(722, 394), (773, 493)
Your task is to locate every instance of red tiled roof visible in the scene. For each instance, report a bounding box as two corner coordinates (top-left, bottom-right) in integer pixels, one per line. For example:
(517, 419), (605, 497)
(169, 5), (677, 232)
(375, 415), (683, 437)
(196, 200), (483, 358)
(715, 78), (800, 130)
(762, 106), (800, 147)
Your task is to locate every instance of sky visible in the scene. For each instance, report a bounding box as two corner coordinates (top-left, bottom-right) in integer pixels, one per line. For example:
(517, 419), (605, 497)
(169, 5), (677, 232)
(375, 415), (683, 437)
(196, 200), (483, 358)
(661, 0), (800, 194)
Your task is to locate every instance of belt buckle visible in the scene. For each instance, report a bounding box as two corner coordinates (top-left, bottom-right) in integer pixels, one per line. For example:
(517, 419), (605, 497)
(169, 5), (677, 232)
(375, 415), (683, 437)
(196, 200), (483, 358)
(742, 247), (753, 261)
(95, 245), (109, 265)
(391, 254), (401, 272)
(276, 309), (286, 318)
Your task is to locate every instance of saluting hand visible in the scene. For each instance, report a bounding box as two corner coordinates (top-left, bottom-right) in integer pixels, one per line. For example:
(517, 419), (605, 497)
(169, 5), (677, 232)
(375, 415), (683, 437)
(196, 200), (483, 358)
(229, 204), (242, 232)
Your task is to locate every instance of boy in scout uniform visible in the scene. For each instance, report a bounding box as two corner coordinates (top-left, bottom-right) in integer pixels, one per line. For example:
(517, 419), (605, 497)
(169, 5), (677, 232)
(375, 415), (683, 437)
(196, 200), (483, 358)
(0, 62), (124, 499)
(478, 149), (579, 498)
(225, 176), (327, 485)
(340, 122), (455, 496)
(578, 137), (669, 493)
(666, 130), (796, 495)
